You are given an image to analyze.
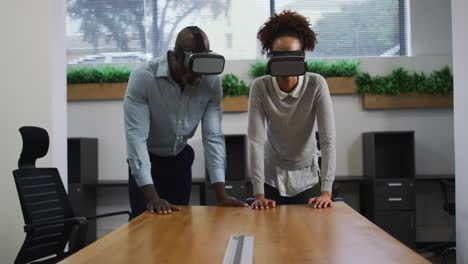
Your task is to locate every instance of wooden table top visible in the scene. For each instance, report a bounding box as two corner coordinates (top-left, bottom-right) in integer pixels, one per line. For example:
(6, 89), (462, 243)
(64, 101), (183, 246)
(61, 202), (429, 264)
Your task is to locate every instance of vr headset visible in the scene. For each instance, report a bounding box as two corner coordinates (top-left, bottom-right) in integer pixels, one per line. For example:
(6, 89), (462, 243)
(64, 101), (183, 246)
(175, 26), (225, 75)
(267, 50), (307, 77)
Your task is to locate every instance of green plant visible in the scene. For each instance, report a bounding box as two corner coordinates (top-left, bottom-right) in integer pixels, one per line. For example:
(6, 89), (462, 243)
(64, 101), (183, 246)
(222, 73), (249, 97)
(67, 66), (131, 84)
(249, 59), (360, 79)
(356, 66), (453, 95)
(307, 59), (360, 77)
(249, 61), (268, 79)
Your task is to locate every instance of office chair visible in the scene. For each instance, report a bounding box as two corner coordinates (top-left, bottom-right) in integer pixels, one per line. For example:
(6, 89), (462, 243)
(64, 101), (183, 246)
(419, 179), (455, 264)
(12, 126), (131, 264)
(439, 179), (455, 264)
(440, 180), (455, 216)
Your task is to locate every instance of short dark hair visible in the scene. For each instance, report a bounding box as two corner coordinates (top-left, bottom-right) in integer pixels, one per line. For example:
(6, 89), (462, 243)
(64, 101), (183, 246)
(257, 10), (317, 55)
(173, 26), (209, 63)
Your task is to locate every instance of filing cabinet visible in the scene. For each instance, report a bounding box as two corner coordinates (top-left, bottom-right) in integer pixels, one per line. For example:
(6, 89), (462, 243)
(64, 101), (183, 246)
(67, 138), (98, 246)
(360, 131), (416, 247)
(374, 179), (414, 211)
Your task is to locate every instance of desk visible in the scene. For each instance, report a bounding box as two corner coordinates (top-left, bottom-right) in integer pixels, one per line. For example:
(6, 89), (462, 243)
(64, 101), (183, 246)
(61, 202), (428, 264)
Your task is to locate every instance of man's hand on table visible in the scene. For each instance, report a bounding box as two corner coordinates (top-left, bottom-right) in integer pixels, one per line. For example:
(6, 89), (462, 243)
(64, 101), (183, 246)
(212, 182), (249, 207)
(251, 194), (276, 210)
(142, 184), (180, 214)
(309, 191), (333, 209)
(219, 195), (249, 207)
(147, 198), (180, 214)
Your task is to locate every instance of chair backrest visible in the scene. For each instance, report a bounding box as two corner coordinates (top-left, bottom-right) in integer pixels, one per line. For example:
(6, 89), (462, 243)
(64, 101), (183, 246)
(13, 127), (75, 263)
(440, 179), (455, 216)
(18, 126), (50, 169)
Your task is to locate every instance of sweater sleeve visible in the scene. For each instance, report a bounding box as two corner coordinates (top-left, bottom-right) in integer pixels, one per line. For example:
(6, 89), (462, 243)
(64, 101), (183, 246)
(247, 78), (267, 195)
(315, 75), (336, 192)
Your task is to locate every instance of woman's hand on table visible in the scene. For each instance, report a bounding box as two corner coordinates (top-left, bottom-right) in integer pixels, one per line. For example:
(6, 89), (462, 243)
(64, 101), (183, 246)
(308, 192), (333, 209)
(251, 194), (276, 210)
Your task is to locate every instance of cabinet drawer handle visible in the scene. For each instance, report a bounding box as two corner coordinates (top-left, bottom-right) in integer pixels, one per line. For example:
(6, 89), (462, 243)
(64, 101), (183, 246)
(225, 185), (233, 189)
(388, 197), (403, 202)
(388, 182), (403, 187)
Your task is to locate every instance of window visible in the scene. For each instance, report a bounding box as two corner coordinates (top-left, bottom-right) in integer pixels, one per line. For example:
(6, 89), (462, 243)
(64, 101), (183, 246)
(66, 0), (408, 64)
(66, 0), (269, 64)
(273, 0), (409, 57)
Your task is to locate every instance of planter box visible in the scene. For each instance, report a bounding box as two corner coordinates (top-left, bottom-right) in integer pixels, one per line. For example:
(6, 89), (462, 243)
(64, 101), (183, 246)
(68, 83), (127, 101)
(222, 96), (248, 112)
(326, 77), (356, 95)
(68, 82), (249, 112)
(363, 92), (453, 110)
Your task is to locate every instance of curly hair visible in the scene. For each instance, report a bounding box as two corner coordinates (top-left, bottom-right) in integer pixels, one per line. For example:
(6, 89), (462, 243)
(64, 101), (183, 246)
(257, 10), (316, 55)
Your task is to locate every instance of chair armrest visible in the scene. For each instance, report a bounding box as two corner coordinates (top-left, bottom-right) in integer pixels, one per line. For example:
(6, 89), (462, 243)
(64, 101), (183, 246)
(24, 217), (87, 232)
(85, 211), (131, 221)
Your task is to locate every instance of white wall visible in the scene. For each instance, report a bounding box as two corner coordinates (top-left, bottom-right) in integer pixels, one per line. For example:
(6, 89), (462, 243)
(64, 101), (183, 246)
(452, 0), (468, 262)
(68, 54), (454, 182)
(0, 1), (67, 263)
(410, 0), (452, 56)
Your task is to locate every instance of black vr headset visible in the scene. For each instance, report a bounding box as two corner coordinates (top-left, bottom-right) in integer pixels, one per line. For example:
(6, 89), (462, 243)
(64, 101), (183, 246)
(267, 50), (307, 77)
(174, 26), (225, 75)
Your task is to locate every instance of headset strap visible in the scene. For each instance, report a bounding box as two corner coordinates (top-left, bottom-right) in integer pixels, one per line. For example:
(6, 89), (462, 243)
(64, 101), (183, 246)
(187, 26), (207, 52)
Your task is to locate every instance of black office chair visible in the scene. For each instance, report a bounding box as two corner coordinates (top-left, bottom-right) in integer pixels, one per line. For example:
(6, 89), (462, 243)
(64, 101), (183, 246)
(439, 180), (455, 263)
(419, 179), (455, 263)
(440, 180), (455, 216)
(12, 126), (131, 264)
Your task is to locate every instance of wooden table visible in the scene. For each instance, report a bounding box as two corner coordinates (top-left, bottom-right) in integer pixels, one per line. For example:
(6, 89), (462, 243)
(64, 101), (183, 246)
(61, 202), (429, 264)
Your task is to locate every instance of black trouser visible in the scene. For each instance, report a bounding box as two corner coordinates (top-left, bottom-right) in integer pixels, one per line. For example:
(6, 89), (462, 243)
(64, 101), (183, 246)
(264, 183), (321, 205)
(128, 145), (195, 218)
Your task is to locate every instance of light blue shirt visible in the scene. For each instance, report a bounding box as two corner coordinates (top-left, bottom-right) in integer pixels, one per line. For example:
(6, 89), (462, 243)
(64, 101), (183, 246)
(123, 55), (226, 187)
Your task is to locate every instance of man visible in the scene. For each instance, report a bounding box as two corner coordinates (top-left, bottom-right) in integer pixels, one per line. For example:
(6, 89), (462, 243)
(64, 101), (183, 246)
(124, 26), (247, 218)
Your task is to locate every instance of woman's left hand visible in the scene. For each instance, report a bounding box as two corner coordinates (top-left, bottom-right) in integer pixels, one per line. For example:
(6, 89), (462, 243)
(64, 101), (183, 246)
(308, 191), (333, 209)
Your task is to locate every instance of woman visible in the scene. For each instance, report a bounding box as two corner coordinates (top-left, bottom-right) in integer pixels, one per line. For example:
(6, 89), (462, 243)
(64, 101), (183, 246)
(248, 11), (336, 209)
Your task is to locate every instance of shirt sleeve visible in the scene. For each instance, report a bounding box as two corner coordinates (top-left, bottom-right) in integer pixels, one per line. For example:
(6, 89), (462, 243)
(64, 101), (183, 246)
(247, 79), (266, 195)
(315, 75), (336, 192)
(201, 76), (226, 184)
(123, 68), (153, 187)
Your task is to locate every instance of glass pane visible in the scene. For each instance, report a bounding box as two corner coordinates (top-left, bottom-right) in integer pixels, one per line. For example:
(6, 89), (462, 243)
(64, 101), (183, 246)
(66, 0), (270, 64)
(66, 0), (407, 64)
(275, 0), (406, 57)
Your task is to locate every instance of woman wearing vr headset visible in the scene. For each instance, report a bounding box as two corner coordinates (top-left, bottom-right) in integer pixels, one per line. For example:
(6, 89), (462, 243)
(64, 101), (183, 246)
(248, 11), (336, 210)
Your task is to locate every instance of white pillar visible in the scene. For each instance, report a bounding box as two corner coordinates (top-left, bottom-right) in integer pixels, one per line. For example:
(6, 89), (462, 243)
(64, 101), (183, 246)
(0, 1), (67, 262)
(452, 0), (468, 262)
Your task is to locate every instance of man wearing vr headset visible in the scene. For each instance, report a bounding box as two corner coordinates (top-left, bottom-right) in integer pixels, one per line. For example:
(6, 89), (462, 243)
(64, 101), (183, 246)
(124, 26), (247, 217)
(248, 11), (336, 210)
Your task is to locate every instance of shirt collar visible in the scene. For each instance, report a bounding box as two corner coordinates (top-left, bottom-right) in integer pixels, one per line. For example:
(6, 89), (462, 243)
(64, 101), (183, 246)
(156, 55), (170, 77)
(272, 75), (304, 100)
(154, 54), (206, 89)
